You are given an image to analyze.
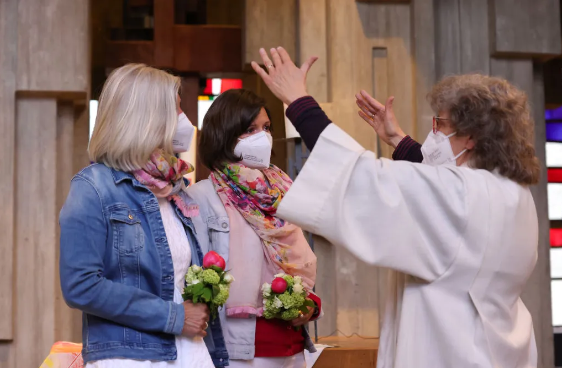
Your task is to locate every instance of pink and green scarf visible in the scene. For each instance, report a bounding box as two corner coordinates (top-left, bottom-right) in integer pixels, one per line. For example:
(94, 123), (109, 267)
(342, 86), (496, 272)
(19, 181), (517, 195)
(133, 149), (199, 218)
(212, 163), (317, 317)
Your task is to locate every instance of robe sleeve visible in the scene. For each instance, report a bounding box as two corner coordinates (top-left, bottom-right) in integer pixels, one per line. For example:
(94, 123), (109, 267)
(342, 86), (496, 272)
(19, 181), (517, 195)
(277, 124), (468, 282)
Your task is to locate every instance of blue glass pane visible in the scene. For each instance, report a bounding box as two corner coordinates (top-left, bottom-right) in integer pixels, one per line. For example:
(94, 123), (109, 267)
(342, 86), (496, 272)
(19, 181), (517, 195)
(546, 106), (562, 120)
(546, 123), (562, 142)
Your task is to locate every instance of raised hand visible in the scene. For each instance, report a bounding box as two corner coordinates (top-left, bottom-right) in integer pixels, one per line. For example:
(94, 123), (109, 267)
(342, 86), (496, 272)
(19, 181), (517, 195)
(356, 90), (405, 149)
(251, 47), (318, 105)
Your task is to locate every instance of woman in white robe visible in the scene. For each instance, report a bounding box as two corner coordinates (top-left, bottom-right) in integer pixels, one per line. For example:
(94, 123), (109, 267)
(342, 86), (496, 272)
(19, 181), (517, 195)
(249, 47), (541, 368)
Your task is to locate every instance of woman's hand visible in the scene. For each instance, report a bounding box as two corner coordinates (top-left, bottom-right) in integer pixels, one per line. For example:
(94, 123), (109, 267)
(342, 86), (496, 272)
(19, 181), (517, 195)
(181, 301), (210, 338)
(290, 298), (316, 327)
(356, 90), (406, 149)
(251, 47), (318, 105)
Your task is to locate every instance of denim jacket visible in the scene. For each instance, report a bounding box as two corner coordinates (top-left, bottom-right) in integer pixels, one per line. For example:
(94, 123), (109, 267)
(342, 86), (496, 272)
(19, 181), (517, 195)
(59, 164), (228, 366)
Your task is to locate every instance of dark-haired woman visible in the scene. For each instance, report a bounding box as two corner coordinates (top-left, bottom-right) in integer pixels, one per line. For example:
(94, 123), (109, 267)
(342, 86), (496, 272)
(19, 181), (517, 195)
(188, 89), (321, 368)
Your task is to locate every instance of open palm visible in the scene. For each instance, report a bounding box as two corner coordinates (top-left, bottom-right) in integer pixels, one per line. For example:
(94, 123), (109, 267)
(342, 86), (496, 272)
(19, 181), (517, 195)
(355, 90), (405, 148)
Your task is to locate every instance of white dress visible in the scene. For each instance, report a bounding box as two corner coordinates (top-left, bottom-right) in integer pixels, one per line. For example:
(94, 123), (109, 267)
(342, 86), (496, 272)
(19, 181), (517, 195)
(277, 124), (538, 368)
(87, 198), (214, 368)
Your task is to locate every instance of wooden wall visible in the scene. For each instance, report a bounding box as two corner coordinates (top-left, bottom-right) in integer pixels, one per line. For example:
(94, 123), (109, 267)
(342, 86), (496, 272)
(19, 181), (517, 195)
(246, 0), (560, 366)
(0, 0), (90, 366)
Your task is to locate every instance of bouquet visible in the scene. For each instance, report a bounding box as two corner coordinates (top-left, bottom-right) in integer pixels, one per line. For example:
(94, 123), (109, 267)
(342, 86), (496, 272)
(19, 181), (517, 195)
(183, 251), (234, 320)
(261, 273), (314, 321)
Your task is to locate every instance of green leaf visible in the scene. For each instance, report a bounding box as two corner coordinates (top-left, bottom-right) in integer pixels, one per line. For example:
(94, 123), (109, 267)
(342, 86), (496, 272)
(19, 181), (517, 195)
(303, 299), (315, 308)
(191, 283), (205, 296)
(210, 265), (224, 273)
(201, 288), (212, 303)
(212, 285), (220, 298)
(299, 305), (310, 314)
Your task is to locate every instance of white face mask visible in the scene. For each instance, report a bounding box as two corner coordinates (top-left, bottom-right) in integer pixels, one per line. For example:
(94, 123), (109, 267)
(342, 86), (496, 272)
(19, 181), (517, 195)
(421, 130), (467, 166)
(173, 112), (195, 153)
(234, 131), (273, 169)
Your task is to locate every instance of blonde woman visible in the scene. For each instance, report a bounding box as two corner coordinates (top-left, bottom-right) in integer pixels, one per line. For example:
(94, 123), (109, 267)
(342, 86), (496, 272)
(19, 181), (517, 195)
(59, 64), (228, 367)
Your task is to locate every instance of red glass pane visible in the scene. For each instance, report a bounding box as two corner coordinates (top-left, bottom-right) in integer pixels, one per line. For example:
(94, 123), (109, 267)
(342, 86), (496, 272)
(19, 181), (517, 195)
(220, 79), (243, 93)
(203, 79), (213, 95)
(549, 169), (562, 183)
(551, 228), (562, 247)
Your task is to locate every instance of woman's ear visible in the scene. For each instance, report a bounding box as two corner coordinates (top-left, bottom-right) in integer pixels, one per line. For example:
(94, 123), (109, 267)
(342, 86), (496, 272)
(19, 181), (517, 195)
(466, 136), (476, 150)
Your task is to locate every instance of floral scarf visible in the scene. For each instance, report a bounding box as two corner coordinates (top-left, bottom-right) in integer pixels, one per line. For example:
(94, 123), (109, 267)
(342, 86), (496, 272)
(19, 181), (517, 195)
(211, 163), (317, 317)
(133, 149), (199, 218)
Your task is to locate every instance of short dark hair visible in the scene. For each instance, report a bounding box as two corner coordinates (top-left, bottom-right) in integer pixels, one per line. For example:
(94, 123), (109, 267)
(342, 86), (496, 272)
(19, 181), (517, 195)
(199, 89), (271, 170)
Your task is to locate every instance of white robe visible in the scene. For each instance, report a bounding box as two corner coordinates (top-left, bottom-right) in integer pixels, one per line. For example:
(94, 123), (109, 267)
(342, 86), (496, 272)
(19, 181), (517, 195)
(277, 124), (538, 368)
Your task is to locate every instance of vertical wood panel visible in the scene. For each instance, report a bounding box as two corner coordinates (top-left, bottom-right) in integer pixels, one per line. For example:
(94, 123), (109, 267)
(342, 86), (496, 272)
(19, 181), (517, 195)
(299, 0), (329, 103)
(0, 0), (17, 341)
(434, 0), (461, 79)
(491, 0), (561, 56)
(17, 0), (88, 92)
(13, 98), (58, 367)
(55, 103), (82, 343)
(458, 0), (489, 74)
(411, 0), (436, 140)
(244, 0), (297, 65)
(310, 235), (337, 337)
(73, 106), (90, 175)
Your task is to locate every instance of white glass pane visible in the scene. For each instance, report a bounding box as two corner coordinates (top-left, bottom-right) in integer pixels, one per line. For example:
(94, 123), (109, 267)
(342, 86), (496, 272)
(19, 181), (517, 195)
(552, 280), (562, 326)
(546, 142), (562, 167)
(198, 99), (214, 130)
(89, 100), (98, 140)
(212, 78), (221, 95)
(551, 248), (562, 278)
(548, 184), (562, 220)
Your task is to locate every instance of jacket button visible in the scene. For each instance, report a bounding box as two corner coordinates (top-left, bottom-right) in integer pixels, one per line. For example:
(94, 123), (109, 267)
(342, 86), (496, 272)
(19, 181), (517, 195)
(221, 223), (227, 229)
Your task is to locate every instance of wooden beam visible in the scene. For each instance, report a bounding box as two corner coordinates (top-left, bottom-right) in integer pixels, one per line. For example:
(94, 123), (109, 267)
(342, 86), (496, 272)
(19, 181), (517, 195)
(173, 25), (242, 73)
(105, 41), (155, 68)
(154, 0), (175, 68)
(490, 0), (562, 57)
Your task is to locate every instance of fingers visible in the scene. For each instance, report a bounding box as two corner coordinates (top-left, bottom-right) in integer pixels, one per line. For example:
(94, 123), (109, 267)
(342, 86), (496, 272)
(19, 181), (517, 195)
(385, 96), (395, 114)
(251, 61), (271, 83)
(360, 90), (385, 111)
(358, 110), (376, 128)
(356, 99), (374, 119)
(276, 46), (293, 64)
(300, 56), (318, 75)
(270, 48), (283, 67)
(259, 48), (274, 69)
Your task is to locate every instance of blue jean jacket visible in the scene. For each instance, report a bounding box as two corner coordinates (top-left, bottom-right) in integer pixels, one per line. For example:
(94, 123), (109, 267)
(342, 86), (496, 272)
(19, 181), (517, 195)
(59, 164), (228, 366)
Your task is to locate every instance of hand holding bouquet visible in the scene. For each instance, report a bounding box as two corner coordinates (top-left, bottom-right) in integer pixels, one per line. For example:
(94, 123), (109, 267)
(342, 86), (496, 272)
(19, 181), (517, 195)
(183, 251), (234, 320)
(262, 273), (315, 322)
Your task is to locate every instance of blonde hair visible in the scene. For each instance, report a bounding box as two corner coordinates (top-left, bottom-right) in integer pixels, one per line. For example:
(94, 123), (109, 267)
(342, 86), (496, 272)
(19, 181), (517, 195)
(89, 63), (181, 172)
(428, 74), (540, 185)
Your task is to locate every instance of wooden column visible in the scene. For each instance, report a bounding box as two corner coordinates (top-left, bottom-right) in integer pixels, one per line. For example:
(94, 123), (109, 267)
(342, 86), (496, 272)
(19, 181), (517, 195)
(0, 0), (17, 342)
(0, 0), (89, 366)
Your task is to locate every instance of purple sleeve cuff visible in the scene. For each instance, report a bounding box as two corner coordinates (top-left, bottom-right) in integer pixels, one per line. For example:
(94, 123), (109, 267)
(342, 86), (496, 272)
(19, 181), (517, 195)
(392, 136), (423, 163)
(285, 96), (332, 150)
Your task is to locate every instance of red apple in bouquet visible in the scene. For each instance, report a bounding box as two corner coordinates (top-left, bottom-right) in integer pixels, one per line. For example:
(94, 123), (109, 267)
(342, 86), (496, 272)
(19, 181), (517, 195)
(271, 277), (288, 294)
(203, 251), (226, 271)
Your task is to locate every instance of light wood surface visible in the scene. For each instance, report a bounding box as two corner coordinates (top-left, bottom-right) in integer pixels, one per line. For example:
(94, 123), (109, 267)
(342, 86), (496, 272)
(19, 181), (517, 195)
(315, 336), (379, 368)
(0, 0), (89, 366)
(0, 0), (17, 341)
